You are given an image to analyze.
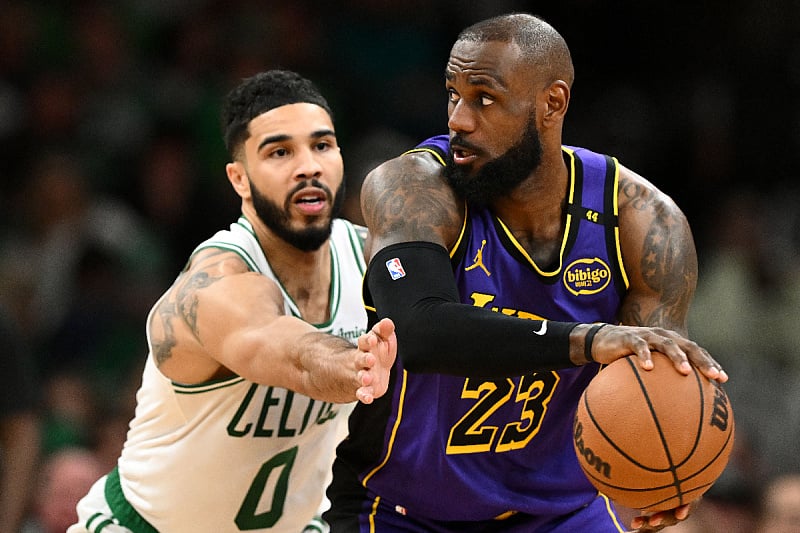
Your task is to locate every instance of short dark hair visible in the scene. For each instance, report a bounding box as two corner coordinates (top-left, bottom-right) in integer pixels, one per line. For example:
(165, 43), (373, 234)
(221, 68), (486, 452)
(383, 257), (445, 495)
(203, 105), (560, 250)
(221, 70), (333, 159)
(456, 13), (574, 86)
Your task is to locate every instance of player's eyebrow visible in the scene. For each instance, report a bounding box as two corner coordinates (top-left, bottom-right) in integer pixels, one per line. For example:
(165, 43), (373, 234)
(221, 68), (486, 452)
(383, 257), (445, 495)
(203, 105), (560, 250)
(310, 128), (336, 140)
(258, 134), (290, 151)
(467, 75), (505, 91)
(444, 66), (506, 90)
(257, 129), (335, 152)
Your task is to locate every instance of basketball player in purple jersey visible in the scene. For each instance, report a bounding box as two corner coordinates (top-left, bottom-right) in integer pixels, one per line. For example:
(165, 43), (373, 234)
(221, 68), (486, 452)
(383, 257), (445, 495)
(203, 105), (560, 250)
(325, 13), (726, 533)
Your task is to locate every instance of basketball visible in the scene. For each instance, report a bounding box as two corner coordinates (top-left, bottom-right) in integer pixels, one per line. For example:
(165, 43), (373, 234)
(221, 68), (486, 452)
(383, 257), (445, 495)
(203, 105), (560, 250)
(573, 353), (735, 512)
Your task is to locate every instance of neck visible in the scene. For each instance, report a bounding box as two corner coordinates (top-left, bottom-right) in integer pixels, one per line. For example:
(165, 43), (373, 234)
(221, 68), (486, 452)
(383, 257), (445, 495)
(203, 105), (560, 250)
(492, 151), (568, 230)
(252, 217), (333, 324)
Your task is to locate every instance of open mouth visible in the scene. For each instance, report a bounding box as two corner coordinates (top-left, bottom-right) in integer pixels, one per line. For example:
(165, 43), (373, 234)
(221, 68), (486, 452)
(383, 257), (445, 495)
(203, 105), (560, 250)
(293, 191), (327, 215)
(450, 140), (481, 165)
(451, 145), (478, 165)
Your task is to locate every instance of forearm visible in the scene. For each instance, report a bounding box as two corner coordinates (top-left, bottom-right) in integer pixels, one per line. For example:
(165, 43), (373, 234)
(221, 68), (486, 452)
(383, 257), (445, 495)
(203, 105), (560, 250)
(368, 242), (590, 377)
(294, 331), (364, 403)
(213, 314), (363, 403)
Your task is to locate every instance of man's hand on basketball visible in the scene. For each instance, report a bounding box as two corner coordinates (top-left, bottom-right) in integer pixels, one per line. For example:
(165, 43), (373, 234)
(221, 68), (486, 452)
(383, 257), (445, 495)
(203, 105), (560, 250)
(354, 318), (397, 404)
(591, 325), (728, 383)
(627, 501), (695, 532)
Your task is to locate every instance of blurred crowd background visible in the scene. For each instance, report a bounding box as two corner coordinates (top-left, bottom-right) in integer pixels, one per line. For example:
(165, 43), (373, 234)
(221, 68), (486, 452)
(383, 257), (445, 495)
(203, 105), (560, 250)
(1, 0), (799, 531)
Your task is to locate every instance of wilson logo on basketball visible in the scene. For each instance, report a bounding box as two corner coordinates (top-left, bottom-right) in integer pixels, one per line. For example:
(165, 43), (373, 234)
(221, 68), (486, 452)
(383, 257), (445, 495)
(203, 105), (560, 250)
(710, 383), (730, 431)
(563, 258), (611, 296)
(573, 420), (611, 478)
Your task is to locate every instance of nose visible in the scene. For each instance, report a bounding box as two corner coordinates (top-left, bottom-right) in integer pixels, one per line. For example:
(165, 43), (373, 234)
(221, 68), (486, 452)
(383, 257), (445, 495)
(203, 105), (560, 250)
(447, 99), (475, 134)
(294, 146), (323, 180)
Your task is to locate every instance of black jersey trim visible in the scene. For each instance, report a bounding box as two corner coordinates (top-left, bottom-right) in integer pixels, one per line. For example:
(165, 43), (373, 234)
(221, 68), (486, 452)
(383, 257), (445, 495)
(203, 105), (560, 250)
(487, 149), (584, 281)
(602, 156), (629, 296)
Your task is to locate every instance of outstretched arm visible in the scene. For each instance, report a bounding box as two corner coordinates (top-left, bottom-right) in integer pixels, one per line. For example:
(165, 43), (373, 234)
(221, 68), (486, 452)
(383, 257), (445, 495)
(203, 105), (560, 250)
(151, 248), (396, 404)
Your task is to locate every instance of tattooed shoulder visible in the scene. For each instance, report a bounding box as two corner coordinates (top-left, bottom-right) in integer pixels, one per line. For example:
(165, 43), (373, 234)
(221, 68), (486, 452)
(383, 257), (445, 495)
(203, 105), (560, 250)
(150, 248), (245, 365)
(362, 152), (462, 245)
(618, 169), (660, 213)
(616, 167), (697, 330)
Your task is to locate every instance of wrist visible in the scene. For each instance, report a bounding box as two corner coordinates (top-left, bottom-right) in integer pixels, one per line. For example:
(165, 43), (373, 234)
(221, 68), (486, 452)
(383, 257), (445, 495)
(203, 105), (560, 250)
(569, 323), (609, 365)
(582, 323), (609, 364)
(569, 324), (592, 365)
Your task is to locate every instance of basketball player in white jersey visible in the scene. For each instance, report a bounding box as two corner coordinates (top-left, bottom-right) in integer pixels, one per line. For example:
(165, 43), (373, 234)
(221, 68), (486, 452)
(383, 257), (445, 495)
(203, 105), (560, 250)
(67, 70), (396, 532)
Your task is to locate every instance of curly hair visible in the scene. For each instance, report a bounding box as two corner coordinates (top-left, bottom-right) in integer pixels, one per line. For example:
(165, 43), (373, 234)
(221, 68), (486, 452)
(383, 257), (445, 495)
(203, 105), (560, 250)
(221, 70), (333, 159)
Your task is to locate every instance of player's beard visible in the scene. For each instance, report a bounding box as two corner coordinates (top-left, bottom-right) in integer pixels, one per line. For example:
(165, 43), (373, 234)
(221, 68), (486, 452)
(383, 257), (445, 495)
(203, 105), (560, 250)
(250, 178), (345, 252)
(444, 112), (543, 205)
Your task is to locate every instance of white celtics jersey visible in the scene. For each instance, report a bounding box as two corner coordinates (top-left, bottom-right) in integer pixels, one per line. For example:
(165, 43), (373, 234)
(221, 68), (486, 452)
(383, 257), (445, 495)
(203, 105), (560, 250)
(115, 216), (367, 532)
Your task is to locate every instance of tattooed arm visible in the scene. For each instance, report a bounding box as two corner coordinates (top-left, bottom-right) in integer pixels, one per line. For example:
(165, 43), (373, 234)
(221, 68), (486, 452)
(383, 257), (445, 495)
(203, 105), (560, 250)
(149, 248), (396, 404)
(361, 151), (464, 260)
(616, 165), (698, 335)
(615, 166), (710, 533)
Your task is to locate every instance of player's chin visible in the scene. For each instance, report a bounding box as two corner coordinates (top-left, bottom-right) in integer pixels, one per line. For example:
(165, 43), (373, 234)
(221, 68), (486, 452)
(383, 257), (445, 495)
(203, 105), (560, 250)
(453, 160), (482, 177)
(289, 212), (334, 233)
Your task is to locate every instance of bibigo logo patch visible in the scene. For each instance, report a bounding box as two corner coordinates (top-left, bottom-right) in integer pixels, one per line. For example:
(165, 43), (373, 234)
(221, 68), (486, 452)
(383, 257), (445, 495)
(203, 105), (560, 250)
(563, 258), (611, 295)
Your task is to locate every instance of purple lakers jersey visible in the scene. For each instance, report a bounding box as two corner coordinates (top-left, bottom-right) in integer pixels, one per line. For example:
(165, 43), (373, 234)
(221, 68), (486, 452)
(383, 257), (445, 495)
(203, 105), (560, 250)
(335, 135), (629, 521)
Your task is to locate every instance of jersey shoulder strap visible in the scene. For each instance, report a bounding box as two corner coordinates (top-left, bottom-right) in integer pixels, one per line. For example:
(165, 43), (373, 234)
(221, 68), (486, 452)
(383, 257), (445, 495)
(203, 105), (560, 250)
(403, 134), (449, 166)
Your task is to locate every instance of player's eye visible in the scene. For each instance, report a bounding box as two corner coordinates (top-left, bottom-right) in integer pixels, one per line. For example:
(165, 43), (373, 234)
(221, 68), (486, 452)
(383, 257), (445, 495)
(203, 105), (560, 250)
(480, 94), (495, 106)
(269, 147), (289, 158)
(448, 89), (460, 104)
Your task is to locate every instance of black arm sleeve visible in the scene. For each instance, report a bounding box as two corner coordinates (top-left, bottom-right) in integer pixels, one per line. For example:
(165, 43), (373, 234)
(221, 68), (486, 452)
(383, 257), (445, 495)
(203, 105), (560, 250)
(366, 241), (580, 377)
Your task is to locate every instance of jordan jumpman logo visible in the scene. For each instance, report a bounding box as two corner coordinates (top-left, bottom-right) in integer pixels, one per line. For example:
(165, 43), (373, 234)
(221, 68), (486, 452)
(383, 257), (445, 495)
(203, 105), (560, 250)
(465, 239), (491, 276)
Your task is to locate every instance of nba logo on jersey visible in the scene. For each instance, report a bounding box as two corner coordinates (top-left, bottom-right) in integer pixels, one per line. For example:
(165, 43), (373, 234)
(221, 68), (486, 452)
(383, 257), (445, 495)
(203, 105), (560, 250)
(385, 258), (406, 280)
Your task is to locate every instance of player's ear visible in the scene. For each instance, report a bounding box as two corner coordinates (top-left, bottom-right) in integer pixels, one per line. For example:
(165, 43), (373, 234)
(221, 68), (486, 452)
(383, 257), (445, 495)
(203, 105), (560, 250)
(226, 161), (251, 199)
(542, 80), (570, 124)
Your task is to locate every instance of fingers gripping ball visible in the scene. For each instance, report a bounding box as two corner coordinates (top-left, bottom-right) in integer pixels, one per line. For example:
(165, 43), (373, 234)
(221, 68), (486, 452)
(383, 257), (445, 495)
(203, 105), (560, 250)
(573, 353), (735, 512)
